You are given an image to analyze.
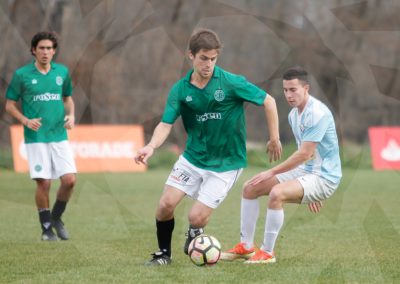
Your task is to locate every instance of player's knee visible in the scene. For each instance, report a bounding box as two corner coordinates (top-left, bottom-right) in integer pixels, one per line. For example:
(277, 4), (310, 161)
(269, 186), (283, 202)
(188, 213), (207, 228)
(36, 179), (51, 192)
(158, 198), (176, 215)
(242, 181), (258, 199)
(61, 174), (76, 189)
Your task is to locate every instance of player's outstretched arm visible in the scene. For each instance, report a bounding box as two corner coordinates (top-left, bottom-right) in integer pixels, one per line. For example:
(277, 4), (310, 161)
(134, 122), (173, 165)
(263, 96), (282, 162)
(5, 99), (42, 131)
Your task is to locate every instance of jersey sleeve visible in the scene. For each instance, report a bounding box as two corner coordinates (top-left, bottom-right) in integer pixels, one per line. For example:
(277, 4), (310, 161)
(5, 72), (22, 101)
(302, 112), (330, 142)
(63, 70), (73, 97)
(233, 76), (267, 106)
(161, 84), (181, 124)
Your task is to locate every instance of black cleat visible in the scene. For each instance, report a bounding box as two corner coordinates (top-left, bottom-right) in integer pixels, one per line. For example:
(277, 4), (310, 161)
(51, 219), (69, 240)
(183, 227), (204, 255)
(145, 251), (172, 266)
(41, 230), (58, 241)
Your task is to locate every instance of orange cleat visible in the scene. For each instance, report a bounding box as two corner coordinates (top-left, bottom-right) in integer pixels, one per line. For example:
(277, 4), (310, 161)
(220, 243), (255, 261)
(244, 249), (276, 264)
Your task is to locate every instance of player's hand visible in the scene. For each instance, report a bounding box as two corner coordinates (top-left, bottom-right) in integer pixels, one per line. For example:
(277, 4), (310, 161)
(308, 201), (323, 213)
(26, 118), (42, 131)
(64, 115), (75, 129)
(248, 170), (274, 186)
(266, 139), (282, 163)
(134, 145), (154, 165)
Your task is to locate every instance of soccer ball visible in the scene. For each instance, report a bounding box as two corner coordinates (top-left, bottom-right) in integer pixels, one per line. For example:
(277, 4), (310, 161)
(188, 234), (221, 266)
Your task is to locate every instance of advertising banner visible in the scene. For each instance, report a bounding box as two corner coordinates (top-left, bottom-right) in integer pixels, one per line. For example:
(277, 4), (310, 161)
(368, 127), (400, 170)
(10, 125), (146, 173)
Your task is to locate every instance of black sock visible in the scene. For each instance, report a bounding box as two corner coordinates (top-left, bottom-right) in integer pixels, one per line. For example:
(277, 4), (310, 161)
(156, 218), (175, 257)
(38, 209), (52, 232)
(51, 200), (67, 220)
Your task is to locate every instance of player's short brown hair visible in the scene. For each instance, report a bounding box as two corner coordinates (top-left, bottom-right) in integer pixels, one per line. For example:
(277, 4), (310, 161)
(188, 28), (222, 56)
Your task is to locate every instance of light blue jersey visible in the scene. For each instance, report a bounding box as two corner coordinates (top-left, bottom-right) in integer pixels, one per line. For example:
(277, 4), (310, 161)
(288, 96), (342, 184)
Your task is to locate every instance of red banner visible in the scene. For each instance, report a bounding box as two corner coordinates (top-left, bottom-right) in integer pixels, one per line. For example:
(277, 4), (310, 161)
(368, 127), (400, 170)
(10, 125), (146, 173)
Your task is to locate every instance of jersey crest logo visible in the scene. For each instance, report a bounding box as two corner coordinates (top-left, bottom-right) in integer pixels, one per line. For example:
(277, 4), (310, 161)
(32, 79), (37, 84)
(214, 89), (225, 102)
(186, 96), (192, 102)
(56, 76), (63, 86)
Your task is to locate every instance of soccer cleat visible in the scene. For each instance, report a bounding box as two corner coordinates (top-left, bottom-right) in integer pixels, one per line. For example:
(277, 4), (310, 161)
(244, 249), (276, 264)
(41, 230), (58, 241)
(183, 227), (204, 255)
(145, 251), (172, 266)
(220, 243), (255, 261)
(51, 218), (69, 240)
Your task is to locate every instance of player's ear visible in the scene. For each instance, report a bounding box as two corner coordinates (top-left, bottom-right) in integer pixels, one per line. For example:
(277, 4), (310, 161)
(188, 51), (194, 60)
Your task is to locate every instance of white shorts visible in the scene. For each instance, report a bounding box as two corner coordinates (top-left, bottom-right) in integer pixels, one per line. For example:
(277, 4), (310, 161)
(276, 168), (339, 204)
(165, 156), (243, 209)
(25, 141), (77, 180)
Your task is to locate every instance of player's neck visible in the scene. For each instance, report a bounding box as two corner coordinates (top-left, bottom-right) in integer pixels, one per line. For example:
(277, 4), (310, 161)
(297, 93), (310, 114)
(34, 61), (51, 75)
(190, 72), (211, 89)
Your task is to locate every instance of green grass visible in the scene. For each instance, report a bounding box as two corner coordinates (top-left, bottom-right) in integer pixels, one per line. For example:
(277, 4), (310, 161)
(0, 168), (399, 283)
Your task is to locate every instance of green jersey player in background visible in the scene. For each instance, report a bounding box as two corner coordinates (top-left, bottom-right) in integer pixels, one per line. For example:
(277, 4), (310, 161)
(134, 28), (282, 265)
(5, 31), (76, 241)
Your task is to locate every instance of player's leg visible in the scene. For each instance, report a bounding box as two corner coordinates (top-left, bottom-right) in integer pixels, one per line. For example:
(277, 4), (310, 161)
(35, 178), (58, 241)
(222, 175), (279, 261)
(188, 169), (242, 256)
(146, 185), (186, 266)
(26, 143), (57, 241)
(51, 173), (76, 240)
(246, 179), (304, 264)
(51, 141), (77, 240)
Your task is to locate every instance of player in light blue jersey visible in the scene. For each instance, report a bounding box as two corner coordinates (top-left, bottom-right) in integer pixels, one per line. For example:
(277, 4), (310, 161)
(221, 66), (342, 264)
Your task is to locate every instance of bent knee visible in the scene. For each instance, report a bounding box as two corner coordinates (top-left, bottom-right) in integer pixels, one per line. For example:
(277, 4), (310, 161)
(242, 181), (259, 199)
(269, 186), (284, 202)
(61, 174), (76, 189)
(188, 213), (208, 228)
(158, 198), (177, 215)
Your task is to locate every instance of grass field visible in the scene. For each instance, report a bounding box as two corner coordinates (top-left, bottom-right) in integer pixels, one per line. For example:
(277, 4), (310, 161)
(1, 167), (399, 283)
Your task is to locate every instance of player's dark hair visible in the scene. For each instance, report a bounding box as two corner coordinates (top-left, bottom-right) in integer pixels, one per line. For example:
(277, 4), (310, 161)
(30, 31), (58, 55)
(282, 66), (309, 85)
(189, 28), (222, 56)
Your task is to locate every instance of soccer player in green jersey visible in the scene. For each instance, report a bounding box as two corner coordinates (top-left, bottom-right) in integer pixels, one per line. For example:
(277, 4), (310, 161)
(5, 32), (77, 241)
(134, 28), (282, 265)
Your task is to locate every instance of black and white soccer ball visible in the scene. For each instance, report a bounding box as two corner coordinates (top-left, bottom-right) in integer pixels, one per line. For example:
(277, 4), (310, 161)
(188, 234), (221, 266)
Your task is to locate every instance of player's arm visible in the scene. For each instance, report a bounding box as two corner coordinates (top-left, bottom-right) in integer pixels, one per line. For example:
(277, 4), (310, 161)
(63, 96), (75, 129)
(249, 141), (317, 185)
(5, 99), (42, 131)
(134, 122), (173, 165)
(263, 95), (282, 162)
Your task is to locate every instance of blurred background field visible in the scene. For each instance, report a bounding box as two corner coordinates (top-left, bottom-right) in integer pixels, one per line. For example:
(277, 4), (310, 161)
(1, 166), (399, 283)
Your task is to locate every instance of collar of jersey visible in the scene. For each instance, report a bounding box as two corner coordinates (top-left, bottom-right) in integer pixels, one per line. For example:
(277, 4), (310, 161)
(30, 60), (56, 73)
(184, 65), (221, 84)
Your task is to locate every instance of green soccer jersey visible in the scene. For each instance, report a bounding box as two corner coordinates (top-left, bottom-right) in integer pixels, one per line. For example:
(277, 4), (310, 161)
(6, 61), (73, 143)
(162, 66), (267, 172)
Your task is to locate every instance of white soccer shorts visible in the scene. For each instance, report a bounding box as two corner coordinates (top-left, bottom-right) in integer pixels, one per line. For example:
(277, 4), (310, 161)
(25, 140), (77, 180)
(276, 168), (339, 204)
(166, 155), (243, 209)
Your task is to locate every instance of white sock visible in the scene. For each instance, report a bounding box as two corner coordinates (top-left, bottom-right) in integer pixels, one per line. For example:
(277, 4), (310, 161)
(240, 198), (259, 249)
(262, 208), (284, 254)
